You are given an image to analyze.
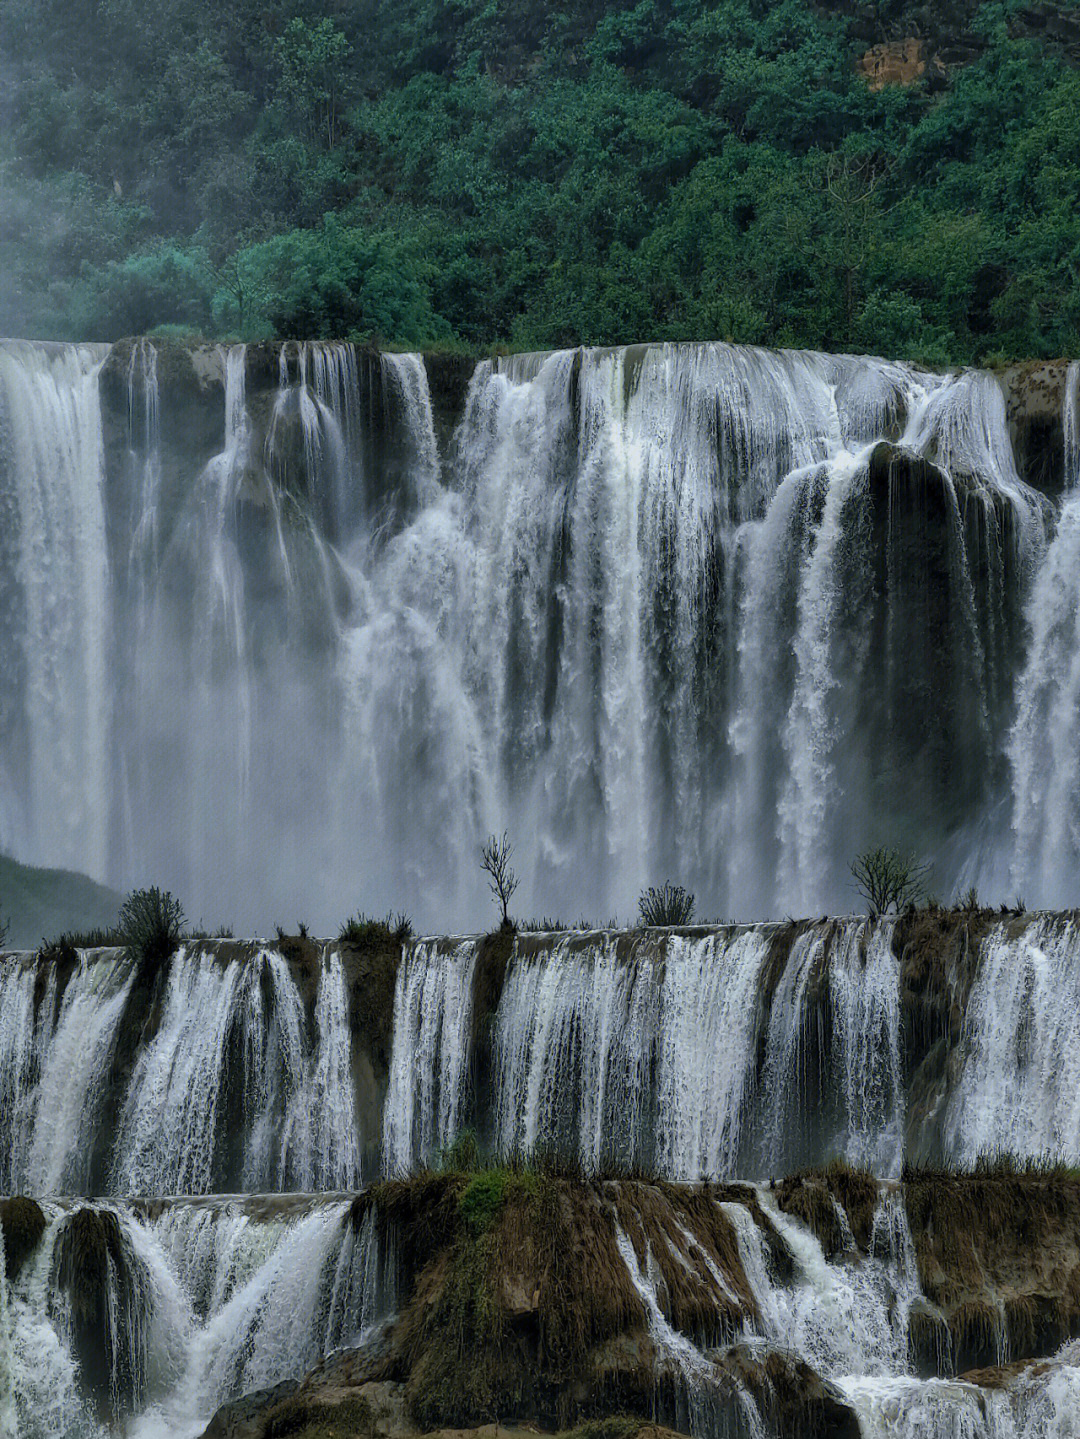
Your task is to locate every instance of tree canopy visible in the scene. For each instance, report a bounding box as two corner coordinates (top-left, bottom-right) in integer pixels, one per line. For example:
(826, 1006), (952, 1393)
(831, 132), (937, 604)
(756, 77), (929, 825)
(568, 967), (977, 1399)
(2, 0), (1079, 360)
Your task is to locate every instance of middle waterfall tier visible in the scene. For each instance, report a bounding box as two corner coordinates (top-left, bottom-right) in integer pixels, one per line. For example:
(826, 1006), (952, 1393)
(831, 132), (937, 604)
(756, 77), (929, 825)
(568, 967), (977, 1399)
(5, 914), (1080, 1194)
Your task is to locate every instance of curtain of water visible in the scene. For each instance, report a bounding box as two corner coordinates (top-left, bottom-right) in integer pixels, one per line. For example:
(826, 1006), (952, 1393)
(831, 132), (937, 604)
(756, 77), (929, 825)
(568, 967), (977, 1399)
(0, 339), (1060, 929)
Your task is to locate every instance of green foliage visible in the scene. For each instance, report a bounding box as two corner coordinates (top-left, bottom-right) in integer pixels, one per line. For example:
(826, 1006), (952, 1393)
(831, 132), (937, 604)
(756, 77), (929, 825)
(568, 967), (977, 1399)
(115, 886), (185, 969)
(275, 18), (352, 149)
(4, 0), (1080, 357)
(638, 883), (695, 926)
(457, 1169), (510, 1234)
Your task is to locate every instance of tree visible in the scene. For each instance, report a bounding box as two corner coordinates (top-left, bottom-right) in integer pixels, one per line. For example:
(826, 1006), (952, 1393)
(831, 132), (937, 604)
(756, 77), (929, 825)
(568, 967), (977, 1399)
(850, 847), (929, 915)
(274, 18), (352, 150)
(480, 832), (519, 929)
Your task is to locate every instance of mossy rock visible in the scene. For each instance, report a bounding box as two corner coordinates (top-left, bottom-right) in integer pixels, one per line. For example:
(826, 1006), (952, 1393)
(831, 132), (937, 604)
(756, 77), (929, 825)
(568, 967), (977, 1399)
(56, 1207), (126, 1320)
(0, 1197), (46, 1279)
(264, 1395), (375, 1438)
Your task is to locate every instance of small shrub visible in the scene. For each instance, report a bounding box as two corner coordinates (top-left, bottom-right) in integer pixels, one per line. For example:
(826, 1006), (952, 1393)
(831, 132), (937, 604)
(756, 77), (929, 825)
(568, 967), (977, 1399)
(518, 916), (598, 932)
(850, 847), (929, 915)
(637, 883), (695, 927)
(339, 911), (413, 945)
(116, 886), (185, 969)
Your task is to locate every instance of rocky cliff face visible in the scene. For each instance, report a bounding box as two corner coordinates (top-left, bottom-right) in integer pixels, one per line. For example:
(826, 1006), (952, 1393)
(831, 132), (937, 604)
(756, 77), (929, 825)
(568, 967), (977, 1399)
(835, 0), (1080, 77)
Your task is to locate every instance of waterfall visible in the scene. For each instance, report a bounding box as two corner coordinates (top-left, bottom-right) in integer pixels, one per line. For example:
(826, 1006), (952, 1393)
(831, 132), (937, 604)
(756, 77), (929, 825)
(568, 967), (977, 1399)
(0, 340), (111, 875)
(0, 338), (1066, 927)
(488, 923), (901, 1178)
(756, 920), (903, 1175)
(0, 1197), (390, 1439)
(383, 939), (478, 1173)
(113, 945), (364, 1194)
(1010, 368), (1080, 906)
(0, 950), (133, 1195)
(11, 917), (1080, 1198)
(944, 916), (1080, 1163)
(612, 1220), (768, 1439)
(6, 332), (1080, 1437)
(606, 1180), (1080, 1439)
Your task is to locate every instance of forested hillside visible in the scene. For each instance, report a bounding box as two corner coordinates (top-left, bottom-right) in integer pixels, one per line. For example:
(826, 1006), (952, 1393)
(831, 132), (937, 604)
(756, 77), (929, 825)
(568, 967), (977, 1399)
(2, 0), (1079, 359)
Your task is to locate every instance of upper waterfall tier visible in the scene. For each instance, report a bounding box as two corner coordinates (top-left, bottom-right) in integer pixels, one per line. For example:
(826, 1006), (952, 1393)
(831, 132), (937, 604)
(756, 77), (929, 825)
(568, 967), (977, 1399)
(0, 338), (1076, 930)
(4, 914), (1080, 1196)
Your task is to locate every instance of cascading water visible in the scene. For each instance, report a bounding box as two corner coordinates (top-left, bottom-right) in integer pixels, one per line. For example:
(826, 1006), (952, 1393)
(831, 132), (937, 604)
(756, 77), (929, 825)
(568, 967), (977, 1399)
(484, 922), (904, 1178)
(1010, 360), (1080, 907)
(383, 938), (478, 1173)
(604, 1181), (1080, 1439)
(5, 333), (1080, 1439)
(113, 944), (367, 1195)
(12, 918), (1080, 1204)
(0, 341), (111, 875)
(0, 1197), (389, 1439)
(0, 943), (376, 1198)
(0, 337), (1067, 927)
(0, 950), (134, 1195)
(944, 916), (1080, 1163)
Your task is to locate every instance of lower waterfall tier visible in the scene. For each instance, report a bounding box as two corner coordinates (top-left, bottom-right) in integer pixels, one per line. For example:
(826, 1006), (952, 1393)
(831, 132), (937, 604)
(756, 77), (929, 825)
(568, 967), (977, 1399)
(3, 913), (1080, 1194)
(4, 1174), (1080, 1439)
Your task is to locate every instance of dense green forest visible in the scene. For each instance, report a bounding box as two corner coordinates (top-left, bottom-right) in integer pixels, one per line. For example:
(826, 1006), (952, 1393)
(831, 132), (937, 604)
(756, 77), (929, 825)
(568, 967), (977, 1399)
(1, 0), (1079, 360)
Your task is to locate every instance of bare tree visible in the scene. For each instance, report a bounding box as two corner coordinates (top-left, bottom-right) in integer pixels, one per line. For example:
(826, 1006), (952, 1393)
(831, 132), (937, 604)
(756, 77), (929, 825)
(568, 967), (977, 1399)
(481, 832), (519, 928)
(850, 847), (929, 915)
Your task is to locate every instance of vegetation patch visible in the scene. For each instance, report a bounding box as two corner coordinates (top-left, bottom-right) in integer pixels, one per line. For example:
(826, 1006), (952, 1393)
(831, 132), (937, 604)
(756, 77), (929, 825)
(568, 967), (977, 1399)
(773, 1175), (847, 1260)
(353, 1168), (782, 1431)
(637, 884), (695, 927)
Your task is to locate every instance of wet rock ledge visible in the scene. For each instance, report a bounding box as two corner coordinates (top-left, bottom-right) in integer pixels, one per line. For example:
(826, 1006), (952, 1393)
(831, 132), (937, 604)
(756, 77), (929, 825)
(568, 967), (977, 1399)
(194, 1169), (1080, 1439)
